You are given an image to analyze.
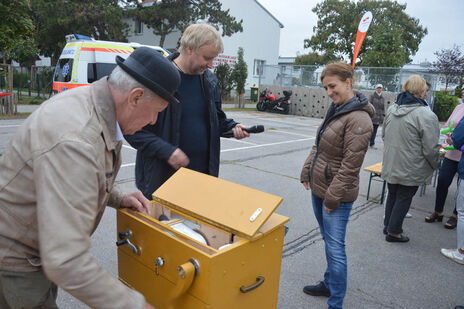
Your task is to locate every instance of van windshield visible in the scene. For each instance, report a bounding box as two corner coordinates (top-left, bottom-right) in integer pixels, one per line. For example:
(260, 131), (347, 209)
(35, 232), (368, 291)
(87, 63), (117, 83)
(54, 59), (74, 82)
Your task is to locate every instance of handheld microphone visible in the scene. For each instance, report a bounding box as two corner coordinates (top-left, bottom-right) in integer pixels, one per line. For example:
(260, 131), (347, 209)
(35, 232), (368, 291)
(221, 125), (264, 138)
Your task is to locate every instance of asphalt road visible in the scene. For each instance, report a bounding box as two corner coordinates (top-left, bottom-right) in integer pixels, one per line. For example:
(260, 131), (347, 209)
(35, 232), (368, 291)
(1, 108), (462, 309)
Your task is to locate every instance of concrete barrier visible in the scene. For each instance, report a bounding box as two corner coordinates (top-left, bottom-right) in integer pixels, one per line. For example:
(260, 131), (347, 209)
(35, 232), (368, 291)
(259, 85), (397, 118)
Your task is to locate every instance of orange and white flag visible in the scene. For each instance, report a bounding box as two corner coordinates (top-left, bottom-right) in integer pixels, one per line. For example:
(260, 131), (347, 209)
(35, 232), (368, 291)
(352, 11), (373, 69)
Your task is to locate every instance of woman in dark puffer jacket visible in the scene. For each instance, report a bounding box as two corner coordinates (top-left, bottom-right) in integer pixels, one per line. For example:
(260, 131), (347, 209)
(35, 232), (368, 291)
(300, 62), (374, 309)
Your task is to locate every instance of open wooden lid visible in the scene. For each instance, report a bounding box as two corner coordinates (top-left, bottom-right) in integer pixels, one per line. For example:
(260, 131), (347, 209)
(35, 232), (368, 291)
(152, 168), (283, 240)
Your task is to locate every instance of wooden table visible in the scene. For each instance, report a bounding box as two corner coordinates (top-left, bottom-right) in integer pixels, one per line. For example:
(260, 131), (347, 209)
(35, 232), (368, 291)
(363, 162), (387, 204)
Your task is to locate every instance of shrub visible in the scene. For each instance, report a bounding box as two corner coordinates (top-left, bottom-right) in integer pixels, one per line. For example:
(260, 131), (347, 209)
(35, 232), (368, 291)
(433, 91), (458, 121)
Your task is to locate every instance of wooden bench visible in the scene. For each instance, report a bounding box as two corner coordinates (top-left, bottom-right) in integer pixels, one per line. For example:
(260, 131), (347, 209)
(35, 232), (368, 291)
(363, 162), (387, 204)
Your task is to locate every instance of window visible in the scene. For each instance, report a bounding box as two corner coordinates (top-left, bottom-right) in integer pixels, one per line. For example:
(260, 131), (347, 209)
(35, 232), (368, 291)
(53, 59), (74, 82)
(135, 20), (143, 35)
(87, 63), (117, 83)
(254, 59), (265, 76)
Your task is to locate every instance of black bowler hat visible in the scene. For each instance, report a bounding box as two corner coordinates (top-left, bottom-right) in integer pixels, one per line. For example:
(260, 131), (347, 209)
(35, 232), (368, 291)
(116, 47), (180, 104)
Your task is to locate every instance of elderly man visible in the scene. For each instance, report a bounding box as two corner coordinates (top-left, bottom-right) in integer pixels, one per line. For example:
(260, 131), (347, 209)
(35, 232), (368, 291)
(125, 23), (250, 199)
(0, 47), (180, 309)
(368, 83), (385, 149)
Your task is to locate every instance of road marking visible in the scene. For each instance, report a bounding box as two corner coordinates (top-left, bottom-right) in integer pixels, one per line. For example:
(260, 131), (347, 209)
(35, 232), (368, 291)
(221, 137), (314, 152)
(0, 125), (21, 128)
(120, 137), (315, 167)
(255, 117), (320, 127)
(123, 144), (135, 150)
(121, 163), (135, 168)
(267, 130), (314, 138)
(220, 138), (257, 145)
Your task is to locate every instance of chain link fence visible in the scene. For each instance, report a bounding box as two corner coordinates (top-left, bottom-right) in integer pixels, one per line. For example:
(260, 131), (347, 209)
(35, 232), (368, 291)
(258, 64), (443, 109)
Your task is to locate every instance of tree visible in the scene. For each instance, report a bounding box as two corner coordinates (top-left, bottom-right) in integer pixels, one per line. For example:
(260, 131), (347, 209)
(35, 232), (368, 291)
(129, 0), (243, 47)
(0, 0), (35, 64)
(231, 47), (247, 94)
(214, 62), (233, 99)
(431, 45), (464, 90)
(231, 47), (247, 108)
(30, 0), (131, 64)
(305, 0), (427, 67)
(293, 52), (339, 86)
(294, 52), (338, 66)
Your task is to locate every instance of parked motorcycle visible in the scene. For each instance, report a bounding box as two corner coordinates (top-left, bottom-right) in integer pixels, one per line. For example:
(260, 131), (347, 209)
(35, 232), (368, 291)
(256, 89), (292, 114)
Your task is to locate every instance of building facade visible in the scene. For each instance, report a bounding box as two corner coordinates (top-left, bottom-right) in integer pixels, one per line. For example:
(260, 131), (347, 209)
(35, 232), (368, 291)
(125, 0), (283, 93)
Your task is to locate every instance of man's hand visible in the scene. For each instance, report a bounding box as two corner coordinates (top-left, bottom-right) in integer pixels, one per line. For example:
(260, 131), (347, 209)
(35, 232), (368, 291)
(168, 148), (189, 170)
(303, 181), (311, 190)
(120, 191), (150, 215)
(447, 135), (453, 145)
(232, 124), (250, 140)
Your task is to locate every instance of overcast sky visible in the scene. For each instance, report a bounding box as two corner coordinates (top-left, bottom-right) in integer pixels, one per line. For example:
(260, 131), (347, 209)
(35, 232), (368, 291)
(258, 0), (464, 64)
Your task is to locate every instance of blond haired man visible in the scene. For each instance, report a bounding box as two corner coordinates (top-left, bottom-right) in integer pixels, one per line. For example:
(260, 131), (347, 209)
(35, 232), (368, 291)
(125, 23), (250, 198)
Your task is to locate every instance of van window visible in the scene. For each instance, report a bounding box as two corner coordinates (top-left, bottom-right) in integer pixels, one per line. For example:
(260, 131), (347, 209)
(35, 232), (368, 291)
(87, 63), (117, 83)
(54, 59), (74, 82)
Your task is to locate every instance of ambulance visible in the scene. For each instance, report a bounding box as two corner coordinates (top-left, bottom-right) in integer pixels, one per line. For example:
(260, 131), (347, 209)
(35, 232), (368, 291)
(52, 34), (170, 94)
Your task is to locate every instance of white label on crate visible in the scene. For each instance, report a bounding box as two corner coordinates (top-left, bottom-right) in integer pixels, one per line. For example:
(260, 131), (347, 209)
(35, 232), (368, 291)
(250, 208), (262, 222)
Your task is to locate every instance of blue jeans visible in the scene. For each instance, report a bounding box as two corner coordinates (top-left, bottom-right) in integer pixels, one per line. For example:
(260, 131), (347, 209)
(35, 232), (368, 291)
(434, 157), (458, 215)
(369, 124), (379, 146)
(312, 194), (353, 309)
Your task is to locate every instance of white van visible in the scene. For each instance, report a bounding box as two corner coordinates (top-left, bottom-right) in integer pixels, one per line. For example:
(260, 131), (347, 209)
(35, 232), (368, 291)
(52, 34), (169, 94)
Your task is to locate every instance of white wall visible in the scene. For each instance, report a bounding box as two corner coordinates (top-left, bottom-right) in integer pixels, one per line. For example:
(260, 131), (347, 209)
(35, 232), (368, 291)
(125, 0), (282, 93)
(124, 18), (181, 50)
(219, 0), (282, 90)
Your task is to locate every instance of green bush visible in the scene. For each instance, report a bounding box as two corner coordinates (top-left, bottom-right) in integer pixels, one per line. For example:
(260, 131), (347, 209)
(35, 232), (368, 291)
(433, 91), (458, 121)
(13, 71), (30, 89)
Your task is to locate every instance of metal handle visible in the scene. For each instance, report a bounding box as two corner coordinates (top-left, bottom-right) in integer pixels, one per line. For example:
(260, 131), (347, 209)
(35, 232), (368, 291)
(240, 276), (265, 293)
(116, 229), (141, 255)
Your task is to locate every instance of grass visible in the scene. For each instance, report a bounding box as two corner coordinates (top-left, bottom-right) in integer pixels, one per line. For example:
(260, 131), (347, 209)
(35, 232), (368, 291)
(18, 96), (46, 105)
(223, 107), (257, 111)
(0, 112), (32, 119)
(222, 98), (255, 105)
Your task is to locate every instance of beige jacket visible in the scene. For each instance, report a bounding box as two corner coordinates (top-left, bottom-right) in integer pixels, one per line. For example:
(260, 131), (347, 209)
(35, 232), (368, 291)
(0, 78), (144, 309)
(301, 92), (374, 210)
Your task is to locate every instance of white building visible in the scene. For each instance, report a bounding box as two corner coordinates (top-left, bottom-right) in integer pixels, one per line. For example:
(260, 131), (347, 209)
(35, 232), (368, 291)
(125, 0), (283, 92)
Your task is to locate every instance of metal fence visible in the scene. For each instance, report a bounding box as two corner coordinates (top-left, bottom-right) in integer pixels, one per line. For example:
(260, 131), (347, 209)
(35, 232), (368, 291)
(0, 66), (54, 99)
(258, 64), (444, 109)
(259, 64), (444, 90)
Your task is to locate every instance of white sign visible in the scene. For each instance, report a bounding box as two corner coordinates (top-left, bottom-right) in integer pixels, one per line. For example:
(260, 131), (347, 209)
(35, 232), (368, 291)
(358, 11), (373, 33)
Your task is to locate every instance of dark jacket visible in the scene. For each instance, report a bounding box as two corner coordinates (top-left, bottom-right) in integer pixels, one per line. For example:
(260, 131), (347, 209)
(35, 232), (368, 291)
(369, 91), (385, 125)
(125, 52), (237, 199)
(452, 119), (464, 179)
(300, 92), (374, 210)
(381, 91), (440, 185)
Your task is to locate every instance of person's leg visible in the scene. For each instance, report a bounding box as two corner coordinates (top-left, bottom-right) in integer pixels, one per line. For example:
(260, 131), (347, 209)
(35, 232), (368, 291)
(384, 183), (398, 229)
(433, 158), (458, 214)
(441, 179), (464, 264)
(0, 269), (58, 309)
(311, 194), (330, 286)
(322, 201), (353, 309)
(387, 185), (418, 235)
(369, 124), (379, 146)
(456, 179), (464, 252)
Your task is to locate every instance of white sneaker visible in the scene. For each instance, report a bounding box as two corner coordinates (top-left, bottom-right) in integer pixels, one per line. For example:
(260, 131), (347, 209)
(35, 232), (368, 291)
(441, 248), (464, 265)
(405, 212), (412, 218)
